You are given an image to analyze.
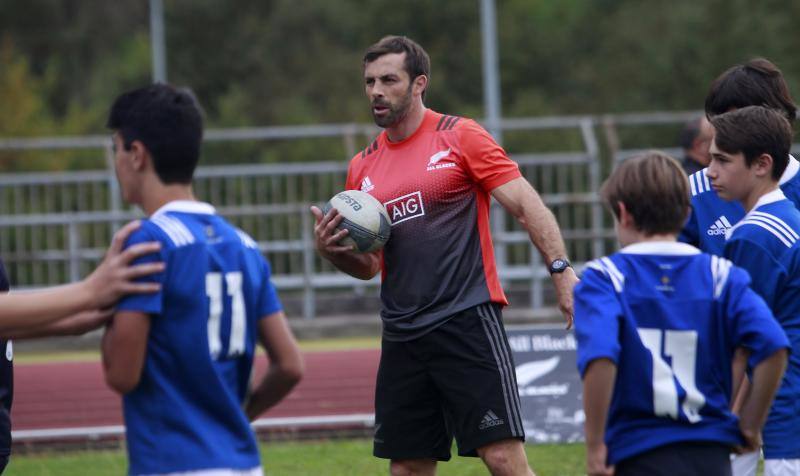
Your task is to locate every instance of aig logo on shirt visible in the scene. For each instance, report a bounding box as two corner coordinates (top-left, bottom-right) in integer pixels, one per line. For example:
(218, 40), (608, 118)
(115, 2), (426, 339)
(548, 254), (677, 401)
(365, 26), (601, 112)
(384, 191), (425, 225)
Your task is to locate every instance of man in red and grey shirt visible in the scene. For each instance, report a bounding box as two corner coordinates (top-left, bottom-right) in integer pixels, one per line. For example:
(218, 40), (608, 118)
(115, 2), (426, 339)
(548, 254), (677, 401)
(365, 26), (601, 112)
(312, 35), (577, 476)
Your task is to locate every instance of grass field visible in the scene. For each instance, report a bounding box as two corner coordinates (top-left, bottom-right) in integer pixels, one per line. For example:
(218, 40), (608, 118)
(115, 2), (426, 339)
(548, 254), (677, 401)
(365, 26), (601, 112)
(5, 440), (586, 476)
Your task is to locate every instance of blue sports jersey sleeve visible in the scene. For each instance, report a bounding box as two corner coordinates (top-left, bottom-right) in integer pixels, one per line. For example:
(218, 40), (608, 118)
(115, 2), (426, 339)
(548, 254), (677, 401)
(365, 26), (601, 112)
(678, 206), (700, 246)
(724, 267), (790, 369)
(257, 255), (282, 319)
(116, 224), (166, 314)
(574, 267), (623, 377)
(724, 237), (783, 310)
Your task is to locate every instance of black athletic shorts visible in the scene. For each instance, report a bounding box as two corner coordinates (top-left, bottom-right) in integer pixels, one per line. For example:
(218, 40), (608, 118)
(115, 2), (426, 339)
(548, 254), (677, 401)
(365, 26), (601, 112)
(373, 302), (525, 461)
(615, 441), (732, 476)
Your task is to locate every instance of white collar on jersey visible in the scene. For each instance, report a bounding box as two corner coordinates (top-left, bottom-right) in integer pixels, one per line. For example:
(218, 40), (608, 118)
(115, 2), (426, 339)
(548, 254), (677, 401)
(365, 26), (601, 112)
(780, 155), (800, 185)
(752, 188), (787, 210)
(619, 241), (700, 255)
(151, 200), (216, 218)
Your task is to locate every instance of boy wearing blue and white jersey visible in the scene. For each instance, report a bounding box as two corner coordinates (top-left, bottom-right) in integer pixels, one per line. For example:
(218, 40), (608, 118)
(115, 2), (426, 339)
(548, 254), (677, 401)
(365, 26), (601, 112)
(682, 157), (800, 255)
(101, 84), (304, 476)
(576, 152), (788, 476)
(708, 106), (800, 476)
(679, 58), (799, 255)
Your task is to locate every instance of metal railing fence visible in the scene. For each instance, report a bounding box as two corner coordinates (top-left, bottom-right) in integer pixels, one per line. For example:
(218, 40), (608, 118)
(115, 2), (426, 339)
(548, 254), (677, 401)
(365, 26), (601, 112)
(0, 111), (711, 319)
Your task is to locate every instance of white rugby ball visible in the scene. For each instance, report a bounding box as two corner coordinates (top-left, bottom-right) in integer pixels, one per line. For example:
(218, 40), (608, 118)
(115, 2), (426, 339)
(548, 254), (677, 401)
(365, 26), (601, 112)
(322, 190), (391, 253)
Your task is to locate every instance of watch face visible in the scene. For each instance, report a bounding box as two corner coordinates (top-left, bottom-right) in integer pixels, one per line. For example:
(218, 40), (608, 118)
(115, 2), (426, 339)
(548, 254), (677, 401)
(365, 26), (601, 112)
(550, 259), (569, 273)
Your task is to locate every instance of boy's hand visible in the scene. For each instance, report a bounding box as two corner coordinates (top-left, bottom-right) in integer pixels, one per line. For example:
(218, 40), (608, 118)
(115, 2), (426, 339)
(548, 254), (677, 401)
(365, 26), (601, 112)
(586, 443), (614, 476)
(87, 220), (164, 308)
(735, 425), (762, 454)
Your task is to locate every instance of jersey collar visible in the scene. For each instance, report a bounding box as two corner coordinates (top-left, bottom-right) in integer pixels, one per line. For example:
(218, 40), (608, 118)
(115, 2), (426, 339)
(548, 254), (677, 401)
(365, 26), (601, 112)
(383, 109), (439, 149)
(780, 155), (800, 185)
(753, 188), (787, 210)
(620, 241), (700, 255)
(151, 200), (216, 218)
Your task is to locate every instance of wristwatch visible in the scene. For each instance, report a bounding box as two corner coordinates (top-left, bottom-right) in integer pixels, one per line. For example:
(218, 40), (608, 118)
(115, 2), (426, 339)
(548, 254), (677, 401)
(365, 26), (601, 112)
(548, 258), (572, 275)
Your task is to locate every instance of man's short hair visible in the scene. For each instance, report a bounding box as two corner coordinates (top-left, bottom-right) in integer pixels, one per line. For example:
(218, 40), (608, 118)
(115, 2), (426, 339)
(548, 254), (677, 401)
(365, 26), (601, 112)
(705, 58), (797, 124)
(679, 117), (703, 151)
(363, 35), (430, 99)
(600, 151), (690, 235)
(107, 83), (204, 184)
(711, 105), (793, 181)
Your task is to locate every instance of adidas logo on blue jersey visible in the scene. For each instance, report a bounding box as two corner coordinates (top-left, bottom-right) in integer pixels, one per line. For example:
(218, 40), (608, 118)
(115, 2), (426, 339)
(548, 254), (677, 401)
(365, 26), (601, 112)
(479, 410), (505, 430)
(706, 215), (732, 236)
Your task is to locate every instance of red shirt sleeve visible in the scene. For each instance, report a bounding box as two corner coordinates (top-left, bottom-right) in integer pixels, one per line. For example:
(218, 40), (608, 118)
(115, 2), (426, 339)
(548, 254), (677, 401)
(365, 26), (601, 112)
(457, 119), (521, 192)
(345, 154), (360, 190)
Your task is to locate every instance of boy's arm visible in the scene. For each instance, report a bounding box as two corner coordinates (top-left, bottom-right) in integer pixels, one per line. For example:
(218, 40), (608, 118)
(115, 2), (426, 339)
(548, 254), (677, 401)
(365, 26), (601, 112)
(729, 348), (750, 413)
(101, 311), (151, 394)
(0, 222), (164, 334)
(3, 308), (114, 339)
(244, 311), (304, 421)
(0, 221), (161, 333)
(723, 267), (790, 451)
(583, 358), (616, 476)
(735, 348), (787, 453)
(574, 267), (622, 476)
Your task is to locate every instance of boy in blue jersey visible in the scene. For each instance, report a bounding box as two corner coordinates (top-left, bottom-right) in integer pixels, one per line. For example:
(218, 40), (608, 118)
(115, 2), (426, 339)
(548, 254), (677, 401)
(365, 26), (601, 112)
(708, 106), (800, 476)
(680, 58), (800, 255)
(100, 84), (304, 476)
(576, 151), (789, 476)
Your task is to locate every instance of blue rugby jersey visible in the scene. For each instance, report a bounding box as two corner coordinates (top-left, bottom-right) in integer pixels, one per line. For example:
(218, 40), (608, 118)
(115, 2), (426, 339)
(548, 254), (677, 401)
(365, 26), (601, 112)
(575, 241), (789, 465)
(724, 190), (800, 459)
(116, 201), (282, 475)
(679, 156), (800, 254)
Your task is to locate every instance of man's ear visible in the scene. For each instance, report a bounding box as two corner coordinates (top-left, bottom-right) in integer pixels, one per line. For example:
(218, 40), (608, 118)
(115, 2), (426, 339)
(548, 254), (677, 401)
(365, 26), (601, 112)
(413, 75), (428, 98)
(753, 153), (774, 178)
(128, 140), (150, 172)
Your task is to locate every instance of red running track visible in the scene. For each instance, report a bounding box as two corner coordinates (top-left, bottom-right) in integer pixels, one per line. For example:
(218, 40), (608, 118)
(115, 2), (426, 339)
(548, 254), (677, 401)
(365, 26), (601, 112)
(11, 349), (380, 431)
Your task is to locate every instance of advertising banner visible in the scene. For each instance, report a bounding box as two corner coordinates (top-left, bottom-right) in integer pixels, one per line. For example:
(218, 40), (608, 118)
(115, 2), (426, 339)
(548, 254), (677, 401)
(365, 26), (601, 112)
(507, 325), (584, 443)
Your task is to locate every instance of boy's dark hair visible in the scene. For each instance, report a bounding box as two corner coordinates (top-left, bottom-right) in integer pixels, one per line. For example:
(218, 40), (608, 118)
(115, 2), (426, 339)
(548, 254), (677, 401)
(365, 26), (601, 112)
(705, 58), (797, 124)
(711, 106), (793, 181)
(107, 84), (204, 184)
(600, 151), (690, 235)
(363, 35), (430, 99)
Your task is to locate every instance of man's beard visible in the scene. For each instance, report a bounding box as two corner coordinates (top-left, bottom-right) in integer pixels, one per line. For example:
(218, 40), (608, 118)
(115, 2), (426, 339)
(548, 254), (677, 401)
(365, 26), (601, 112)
(371, 86), (413, 128)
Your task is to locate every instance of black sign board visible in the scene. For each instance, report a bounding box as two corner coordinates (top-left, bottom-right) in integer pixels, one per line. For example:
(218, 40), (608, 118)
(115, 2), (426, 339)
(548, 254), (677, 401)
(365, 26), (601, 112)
(507, 325), (584, 443)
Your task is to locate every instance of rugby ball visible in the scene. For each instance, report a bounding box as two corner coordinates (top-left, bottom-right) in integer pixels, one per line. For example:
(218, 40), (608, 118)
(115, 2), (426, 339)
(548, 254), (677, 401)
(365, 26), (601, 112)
(322, 190), (391, 253)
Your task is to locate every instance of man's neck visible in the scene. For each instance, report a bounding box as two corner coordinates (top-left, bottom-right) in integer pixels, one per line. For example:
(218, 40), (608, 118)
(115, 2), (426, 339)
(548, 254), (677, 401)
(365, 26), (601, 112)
(140, 184), (197, 216)
(743, 182), (780, 212)
(385, 102), (426, 143)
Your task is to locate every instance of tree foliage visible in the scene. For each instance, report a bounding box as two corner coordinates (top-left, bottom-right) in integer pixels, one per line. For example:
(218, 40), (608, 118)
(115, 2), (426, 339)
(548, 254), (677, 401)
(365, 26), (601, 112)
(1, 0), (799, 170)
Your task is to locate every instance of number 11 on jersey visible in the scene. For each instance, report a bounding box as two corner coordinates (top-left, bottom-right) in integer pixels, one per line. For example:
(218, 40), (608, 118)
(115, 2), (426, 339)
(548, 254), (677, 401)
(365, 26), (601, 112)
(638, 328), (706, 423)
(206, 272), (247, 360)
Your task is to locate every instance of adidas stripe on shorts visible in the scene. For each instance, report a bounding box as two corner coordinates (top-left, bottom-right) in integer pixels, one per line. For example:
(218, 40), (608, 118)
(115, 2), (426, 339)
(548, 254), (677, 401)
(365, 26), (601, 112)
(373, 302), (525, 461)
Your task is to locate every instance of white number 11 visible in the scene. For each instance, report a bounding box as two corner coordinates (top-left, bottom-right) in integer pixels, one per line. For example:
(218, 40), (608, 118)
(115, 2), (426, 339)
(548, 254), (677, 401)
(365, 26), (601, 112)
(206, 272), (247, 359)
(637, 328), (706, 423)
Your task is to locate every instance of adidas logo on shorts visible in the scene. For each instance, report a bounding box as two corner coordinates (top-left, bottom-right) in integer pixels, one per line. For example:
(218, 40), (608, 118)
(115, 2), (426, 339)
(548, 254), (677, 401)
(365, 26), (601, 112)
(479, 410), (505, 430)
(706, 215), (732, 236)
